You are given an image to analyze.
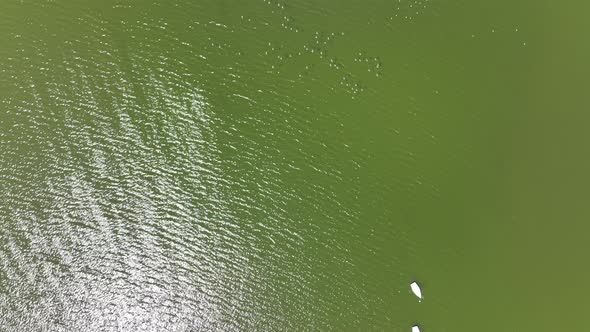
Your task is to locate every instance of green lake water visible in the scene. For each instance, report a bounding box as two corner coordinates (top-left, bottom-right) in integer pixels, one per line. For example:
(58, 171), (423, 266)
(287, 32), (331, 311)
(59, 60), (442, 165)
(1, 1), (589, 331)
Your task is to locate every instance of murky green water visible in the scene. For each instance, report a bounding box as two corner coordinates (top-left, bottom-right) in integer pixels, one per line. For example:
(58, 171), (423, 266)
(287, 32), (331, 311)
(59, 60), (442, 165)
(1, 1), (589, 331)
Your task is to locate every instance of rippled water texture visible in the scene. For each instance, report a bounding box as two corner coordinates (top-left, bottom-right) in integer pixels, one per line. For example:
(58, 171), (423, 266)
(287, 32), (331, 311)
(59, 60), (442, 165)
(2, 1), (590, 331)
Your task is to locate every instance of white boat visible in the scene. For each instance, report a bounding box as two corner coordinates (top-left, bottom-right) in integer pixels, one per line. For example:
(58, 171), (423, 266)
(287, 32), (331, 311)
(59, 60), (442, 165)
(410, 281), (423, 300)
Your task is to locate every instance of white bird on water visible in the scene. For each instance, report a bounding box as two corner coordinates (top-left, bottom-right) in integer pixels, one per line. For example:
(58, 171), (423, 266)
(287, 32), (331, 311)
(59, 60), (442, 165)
(410, 281), (423, 300)
(411, 324), (421, 332)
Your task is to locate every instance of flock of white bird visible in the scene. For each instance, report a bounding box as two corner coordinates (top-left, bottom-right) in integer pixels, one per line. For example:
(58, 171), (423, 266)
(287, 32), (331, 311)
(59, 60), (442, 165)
(410, 281), (423, 332)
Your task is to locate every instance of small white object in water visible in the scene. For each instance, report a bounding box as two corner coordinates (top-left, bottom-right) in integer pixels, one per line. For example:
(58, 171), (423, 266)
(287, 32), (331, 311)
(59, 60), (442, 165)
(410, 281), (423, 300)
(412, 325), (421, 332)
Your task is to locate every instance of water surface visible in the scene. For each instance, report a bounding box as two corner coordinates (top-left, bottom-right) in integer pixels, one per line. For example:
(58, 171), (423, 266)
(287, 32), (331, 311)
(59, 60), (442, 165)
(1, 1), (589, 331)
